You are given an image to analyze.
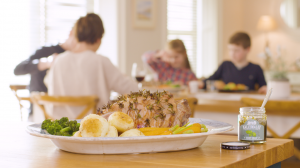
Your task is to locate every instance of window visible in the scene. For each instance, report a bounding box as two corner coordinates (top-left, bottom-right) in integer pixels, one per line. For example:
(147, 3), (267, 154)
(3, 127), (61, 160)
(0, 0), (94, 121)
(167, 0), (198, 76)
(43, 0), (94, 45)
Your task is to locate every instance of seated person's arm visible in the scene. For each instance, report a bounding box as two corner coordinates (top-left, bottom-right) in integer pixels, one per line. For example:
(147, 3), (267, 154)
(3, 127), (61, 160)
(14, 46), (61, 75)
(199, 62), (224, 88)
(142, 51), (166, 73)
(256, 66), (267, 94)
(103, 57), (139, 94)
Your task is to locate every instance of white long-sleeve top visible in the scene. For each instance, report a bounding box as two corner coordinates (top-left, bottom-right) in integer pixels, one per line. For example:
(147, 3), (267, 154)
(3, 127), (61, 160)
(45, 50), (138, 119)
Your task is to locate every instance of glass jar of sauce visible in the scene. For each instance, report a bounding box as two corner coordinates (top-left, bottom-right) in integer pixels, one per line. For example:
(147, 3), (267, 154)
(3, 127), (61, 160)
(238, 107), (267, 144)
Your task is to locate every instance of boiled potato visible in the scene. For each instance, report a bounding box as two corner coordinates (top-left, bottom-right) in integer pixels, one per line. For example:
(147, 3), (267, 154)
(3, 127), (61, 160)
(105, 126), (118, 137)
(119, 129), (145, 137)
(80, 114), (109, 137)
(73, 131), (82, 137)
(108, 112), (134, 133)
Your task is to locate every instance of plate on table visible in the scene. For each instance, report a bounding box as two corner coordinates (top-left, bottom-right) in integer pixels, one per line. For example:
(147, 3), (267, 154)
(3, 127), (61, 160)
(26, 118), (233, 155)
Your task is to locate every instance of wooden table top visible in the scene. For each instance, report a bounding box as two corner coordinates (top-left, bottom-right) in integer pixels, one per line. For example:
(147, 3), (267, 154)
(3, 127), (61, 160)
(0, 122), (294, 168)
(192, 92), (300, 116)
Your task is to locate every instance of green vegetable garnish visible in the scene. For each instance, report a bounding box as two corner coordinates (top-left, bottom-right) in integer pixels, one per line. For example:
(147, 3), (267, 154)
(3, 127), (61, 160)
(182, 122), (190, 127)
(41, 117), (80, 136)
(173, 124), (193, 134)
(201, 128), (208, 132)
(183, 130), (194, 134)
(45, 120), (62, 135)
(169, 125), (179, 132)
(41, 119), (52, 130)
(58, 117), (69, 128)
(60, 127), (71, 133)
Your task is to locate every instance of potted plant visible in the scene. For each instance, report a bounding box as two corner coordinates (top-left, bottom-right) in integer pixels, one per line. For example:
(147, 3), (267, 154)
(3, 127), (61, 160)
(267, 46), (291, 99)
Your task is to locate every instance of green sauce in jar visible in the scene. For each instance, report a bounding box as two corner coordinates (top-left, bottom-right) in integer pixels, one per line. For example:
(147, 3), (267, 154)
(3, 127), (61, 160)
(238, 107), (267, 144)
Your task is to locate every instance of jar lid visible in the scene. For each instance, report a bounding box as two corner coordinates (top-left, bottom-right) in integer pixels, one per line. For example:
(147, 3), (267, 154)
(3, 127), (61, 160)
(240, 107), (265, 114)
(221, 142), (250, 150)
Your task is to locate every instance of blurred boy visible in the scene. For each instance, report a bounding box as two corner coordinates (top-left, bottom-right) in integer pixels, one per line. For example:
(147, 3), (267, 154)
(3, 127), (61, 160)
(14, 31), (76, 93)
(14, 30), (76, 115)
(200, 32), (267, 93)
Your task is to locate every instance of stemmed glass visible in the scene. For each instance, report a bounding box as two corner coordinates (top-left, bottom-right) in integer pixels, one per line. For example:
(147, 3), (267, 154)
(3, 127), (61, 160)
(131, 63), (146, 89)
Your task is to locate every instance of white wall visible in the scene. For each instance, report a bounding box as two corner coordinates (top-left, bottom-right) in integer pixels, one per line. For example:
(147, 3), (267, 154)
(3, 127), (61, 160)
(119, 0), (167, 75)
(95, 0), (119, 66)
(221, 0), (300, 71)
(96, 0), (167, 76)
(199, 0), (223, 77)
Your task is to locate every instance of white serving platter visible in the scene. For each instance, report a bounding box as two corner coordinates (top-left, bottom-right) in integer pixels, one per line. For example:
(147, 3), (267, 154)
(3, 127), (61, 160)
(26, 118), (233, 155)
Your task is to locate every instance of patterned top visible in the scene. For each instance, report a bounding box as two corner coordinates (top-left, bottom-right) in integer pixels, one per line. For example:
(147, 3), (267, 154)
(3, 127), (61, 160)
(143, 51), (197, 85)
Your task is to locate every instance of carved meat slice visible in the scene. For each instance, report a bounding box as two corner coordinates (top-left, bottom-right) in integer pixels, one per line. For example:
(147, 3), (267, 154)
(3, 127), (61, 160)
(97, 90), (191, 128)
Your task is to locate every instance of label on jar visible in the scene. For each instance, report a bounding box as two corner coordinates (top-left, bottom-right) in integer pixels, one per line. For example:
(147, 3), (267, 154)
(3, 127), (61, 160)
(239, 119), (264, 141)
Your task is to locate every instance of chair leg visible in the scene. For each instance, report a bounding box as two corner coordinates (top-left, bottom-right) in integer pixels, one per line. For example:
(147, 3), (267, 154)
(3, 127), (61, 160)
(267, 126), (280, 138)
(282, 122), (300, 139)
(19, 103), (23, 121)
(294, 147), (300, 160)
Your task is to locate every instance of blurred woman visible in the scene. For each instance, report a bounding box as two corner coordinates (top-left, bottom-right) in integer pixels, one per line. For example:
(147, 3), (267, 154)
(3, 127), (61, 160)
(45, 13), (138, 119)
(142, 39), (197, 85)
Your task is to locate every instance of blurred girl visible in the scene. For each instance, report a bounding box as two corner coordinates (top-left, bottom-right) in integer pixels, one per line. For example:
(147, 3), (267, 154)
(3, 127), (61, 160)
(45, 13), (138, 119)
(142, 39), (197, 85)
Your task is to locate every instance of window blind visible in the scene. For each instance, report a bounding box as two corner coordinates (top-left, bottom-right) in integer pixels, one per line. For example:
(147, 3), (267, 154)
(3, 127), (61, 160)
(43, 0), (94, 45)
(167, 0), (198, 74)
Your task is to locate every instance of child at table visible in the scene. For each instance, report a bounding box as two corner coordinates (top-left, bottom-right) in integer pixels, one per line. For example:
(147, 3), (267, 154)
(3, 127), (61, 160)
(142, 39), (197, 85)
(200, 32), (267, 93)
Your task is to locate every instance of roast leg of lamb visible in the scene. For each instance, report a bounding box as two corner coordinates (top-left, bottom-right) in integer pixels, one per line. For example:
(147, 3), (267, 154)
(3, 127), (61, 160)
(97, 90), (191, 128)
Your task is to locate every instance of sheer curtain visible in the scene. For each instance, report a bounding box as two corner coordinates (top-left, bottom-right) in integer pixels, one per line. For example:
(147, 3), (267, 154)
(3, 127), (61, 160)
(167, 0), (198, 75)
(0, 0), (35, 121)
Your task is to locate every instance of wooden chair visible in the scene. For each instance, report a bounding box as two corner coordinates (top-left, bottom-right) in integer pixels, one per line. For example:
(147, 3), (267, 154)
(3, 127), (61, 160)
(9, 85), (31, 121)
(175, 97), (198, 118)
(241, 97), (300, 160)
(31, 93), (99, 120)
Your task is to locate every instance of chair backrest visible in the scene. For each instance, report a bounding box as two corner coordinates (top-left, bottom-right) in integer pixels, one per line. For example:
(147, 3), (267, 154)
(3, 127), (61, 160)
(175, 97), (198, 118)
(241, 97), (300, 112)
(9, 85), (31, 101)
(31, 92), (99, 120)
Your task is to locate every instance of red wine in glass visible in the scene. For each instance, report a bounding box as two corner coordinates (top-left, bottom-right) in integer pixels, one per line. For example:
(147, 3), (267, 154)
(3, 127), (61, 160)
(135, 76), (145, 82)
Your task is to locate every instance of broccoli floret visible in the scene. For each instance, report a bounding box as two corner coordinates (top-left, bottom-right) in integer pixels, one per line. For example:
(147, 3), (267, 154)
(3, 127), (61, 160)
(55, 131), (72, 136)
(69, 120), (80, 132)
(72, 131), (77, 136)
(46, 120), (62, 135)
(41, 118), (79, 136)
(58, 117), (69, 128)
(60, 127), (71, 133)
(41, 119), (52, 129)
(76, 123), (80, 131)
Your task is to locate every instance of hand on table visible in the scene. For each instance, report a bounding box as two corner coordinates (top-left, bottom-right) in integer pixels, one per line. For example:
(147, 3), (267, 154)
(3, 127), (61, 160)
(258, 85), (267, 94)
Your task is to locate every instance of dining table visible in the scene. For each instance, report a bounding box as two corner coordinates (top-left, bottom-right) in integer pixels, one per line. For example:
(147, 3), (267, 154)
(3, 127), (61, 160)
(0, 122), (294, 168)
(187, 91), (300, 138)
(187, 91), (300, 161)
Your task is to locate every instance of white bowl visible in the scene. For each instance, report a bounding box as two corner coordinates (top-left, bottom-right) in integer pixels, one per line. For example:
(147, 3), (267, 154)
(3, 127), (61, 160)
(26, 118), (233, 154)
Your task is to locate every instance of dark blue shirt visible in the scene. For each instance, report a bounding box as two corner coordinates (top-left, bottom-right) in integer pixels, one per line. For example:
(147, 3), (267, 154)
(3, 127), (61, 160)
(206, 61), (267, 90)
(14, 45), (65, 92)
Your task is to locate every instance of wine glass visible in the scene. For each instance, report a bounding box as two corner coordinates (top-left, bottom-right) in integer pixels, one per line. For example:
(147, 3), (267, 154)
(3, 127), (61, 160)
(131, 63), (146, 89)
